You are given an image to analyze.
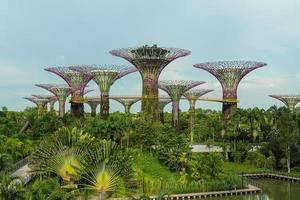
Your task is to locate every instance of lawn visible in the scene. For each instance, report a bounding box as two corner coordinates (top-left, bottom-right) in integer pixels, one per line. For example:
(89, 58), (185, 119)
(130, 149), (179, 181)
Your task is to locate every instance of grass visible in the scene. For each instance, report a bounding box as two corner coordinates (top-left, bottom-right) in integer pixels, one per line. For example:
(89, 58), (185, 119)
(130, 149), (179, 181)
(223, 162), (269, 174)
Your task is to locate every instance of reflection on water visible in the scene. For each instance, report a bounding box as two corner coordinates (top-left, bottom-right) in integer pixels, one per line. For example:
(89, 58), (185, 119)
(211, 179), (300, 200)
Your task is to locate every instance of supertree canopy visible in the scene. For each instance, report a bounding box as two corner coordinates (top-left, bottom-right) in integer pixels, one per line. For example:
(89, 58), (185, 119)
(71, 65), (137, 119)
(35, 84), (71, 117)
(24, 97), (49, 115)
(158, 97), (172, 124)
(110, 44), (191, 121)
(111, 96), (141, 114)
(159, 80), (205, 131)
(184, 89), (213, 144)
(269, 95), (300, 112)
(86, 98), (101, 117)
(44, 66), (93, 118)
(194, 61), (266, 121)
(32, 94), (57, 111)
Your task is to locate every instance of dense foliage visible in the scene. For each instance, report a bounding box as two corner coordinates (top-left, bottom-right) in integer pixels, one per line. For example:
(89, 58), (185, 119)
(0, 105), (300, 198)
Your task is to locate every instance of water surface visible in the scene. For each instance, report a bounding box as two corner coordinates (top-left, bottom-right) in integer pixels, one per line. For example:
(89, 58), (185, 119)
(211, 179), (300, 200)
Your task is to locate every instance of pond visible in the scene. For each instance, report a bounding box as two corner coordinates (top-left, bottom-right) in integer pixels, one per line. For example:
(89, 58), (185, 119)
(211, 178), (300, 200)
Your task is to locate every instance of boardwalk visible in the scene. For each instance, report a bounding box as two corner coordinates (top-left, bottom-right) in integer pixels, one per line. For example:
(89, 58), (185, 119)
(112, 185), (261, 200)
(243, 173), (300, 183)
(11, 164), (31, 184)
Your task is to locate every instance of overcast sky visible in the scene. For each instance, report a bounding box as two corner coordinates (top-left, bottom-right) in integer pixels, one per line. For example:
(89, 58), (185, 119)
(0, 0), (299, 112)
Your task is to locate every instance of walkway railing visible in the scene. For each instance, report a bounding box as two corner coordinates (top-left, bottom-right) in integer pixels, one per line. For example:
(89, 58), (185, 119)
(7, 155), (31, 174)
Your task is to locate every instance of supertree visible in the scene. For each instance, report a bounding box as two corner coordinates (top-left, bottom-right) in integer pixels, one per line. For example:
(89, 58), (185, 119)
(111, 96), (141, 114)
(32, 94), (57, 111)
(269, 95), (300, 112)
(44, 66), (93, 118)
(110, 44), (191, 121)
(194, 61), (266, 122)
(184, 89), (213, 144)
(70, 65), (137, 119)
(159, 80), (205, 131)
(85, 98), (101, 117)
(158, 97), (172, 124)
(35, 84), (71, 117)
(24, 97), (49, 115)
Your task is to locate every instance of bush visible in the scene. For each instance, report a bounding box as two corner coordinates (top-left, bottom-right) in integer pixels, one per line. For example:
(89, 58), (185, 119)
(189, 153), (224, 181)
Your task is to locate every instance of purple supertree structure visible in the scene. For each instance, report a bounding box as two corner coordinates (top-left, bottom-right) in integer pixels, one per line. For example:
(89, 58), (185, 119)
(110, 44), (191, 121)
(35, 84), (71, 117)
(159, 80), (205, 131)
(71, 65), (137, 119)
(44, 66), (93, 118)
(85, 98), (101, 117)
(158, 97), (172, 124)
(184, 89), (213, 144)
(194, 61), (266, 122)
(269, 95), (300, 112)
(32, 94), (57, 111)
(24, 97), (49, 115)
(111, 96), (141, 114)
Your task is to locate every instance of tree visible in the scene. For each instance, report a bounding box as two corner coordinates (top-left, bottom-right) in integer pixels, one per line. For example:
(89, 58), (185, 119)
(277, 110), (298, 173)
(81, 164), (125, 200)
(29, 127), (137, 198)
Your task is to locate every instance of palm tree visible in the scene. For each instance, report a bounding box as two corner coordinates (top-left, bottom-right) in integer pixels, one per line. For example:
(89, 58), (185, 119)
(29, 127), (137, 198)
(84, 140), (137, 197)
(81, 163), (125, 200)
(29, 127), (94, 183)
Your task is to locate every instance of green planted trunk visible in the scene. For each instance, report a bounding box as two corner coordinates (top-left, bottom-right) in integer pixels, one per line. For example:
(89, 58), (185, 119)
(172, 100), (180, 131)
(141, 73), (159, 121)
(101, 92), (109, 120)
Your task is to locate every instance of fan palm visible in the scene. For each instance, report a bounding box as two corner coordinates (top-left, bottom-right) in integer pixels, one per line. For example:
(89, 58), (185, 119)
(82, 163), (125, 200)
(29, 127), (94, 183)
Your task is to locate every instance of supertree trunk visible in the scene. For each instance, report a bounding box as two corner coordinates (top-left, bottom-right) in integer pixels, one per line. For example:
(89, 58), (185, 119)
(71, 93), (84, 118)
(71, 101), (84, 118)
(141, 72), (159, 121)
(101, 91), (109, 120)
(124, 104), (131, 114)
(37, 103), (47, 116)
(91, 106), (97, 117)
(58, 100), (65, 118)
(49, 101), (55, 112)
(110, 45), (191, 121)
(172, 100), (180, 131)
(159, 110), (165, 124)
(188, 99), (197, 144)
(189, 108), (196, 144)
(222, 90), (237, 123)
(194, 61), (267, 123)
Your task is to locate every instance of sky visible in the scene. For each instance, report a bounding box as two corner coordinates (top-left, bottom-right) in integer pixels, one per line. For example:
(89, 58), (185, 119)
(0, 0), (300, 113)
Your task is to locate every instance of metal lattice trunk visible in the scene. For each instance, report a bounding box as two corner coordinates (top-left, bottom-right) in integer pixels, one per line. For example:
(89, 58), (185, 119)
(194, 61), (266, 122)
(111, 97), (140, 114)
(71, 65), (137, 119)
(269, 95), (300, 112)
(24, 97), (49, 116)
(32, 94), (57, 112)
(86, 100), (101, 117)
(110, 45), (191, 121)
(159, 80), (205, 131)
(44, 66), (93, 118)
(36, 84), (71, 117)
(158, 98), (172, 124)
(184, 89), (213, 144)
